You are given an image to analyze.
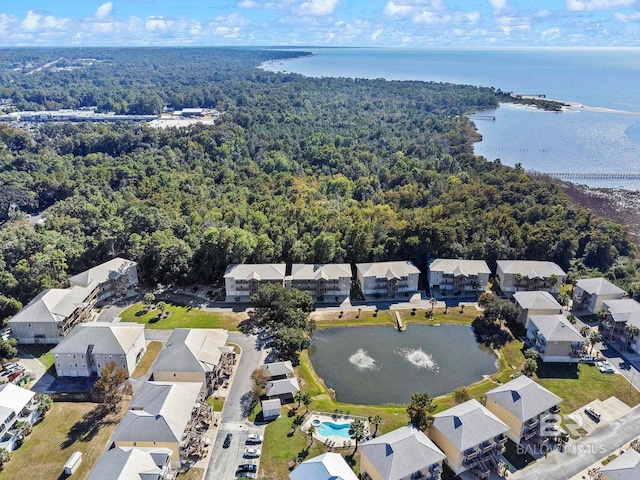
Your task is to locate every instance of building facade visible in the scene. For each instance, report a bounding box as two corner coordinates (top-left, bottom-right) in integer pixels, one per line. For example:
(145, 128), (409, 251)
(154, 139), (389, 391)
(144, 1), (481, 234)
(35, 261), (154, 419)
(428, 259), (490, 296)
(513, 291), (563, 327)
(224, 264), (286, 302)
(496, 261), (566, 295)
(288, 264), (352, 302)
(526, 315), (584, 363)
(574, 277), (626, 314)
(69, 258), (139, 301)
(356, 261), (420, 298)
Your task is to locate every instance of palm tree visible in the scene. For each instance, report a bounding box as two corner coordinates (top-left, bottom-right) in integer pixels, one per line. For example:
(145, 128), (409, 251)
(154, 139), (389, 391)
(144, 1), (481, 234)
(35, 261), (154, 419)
(0, 448), (10, 469)
(156, 301), (167, 315)
(143, 292), (155, 307)
(293, 391), (304, 410)
(349, 419), (366, 453)
(302, 392), (312, 414)
(429, 297), (437, 315)
(371, 415), (383, 437)
(624, 324), (640, 350)
(16, 420), (32, 438)
(35, 394), (52, 416)
(580, 325), (591, 338)
(589, 331), (603, 355)
(548, 274), (559, 289)
(306, 425), (316, 449)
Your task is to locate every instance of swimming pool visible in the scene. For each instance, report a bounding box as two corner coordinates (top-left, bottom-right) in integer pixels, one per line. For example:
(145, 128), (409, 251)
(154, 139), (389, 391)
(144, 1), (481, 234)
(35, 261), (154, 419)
(317, 421), (351, 439)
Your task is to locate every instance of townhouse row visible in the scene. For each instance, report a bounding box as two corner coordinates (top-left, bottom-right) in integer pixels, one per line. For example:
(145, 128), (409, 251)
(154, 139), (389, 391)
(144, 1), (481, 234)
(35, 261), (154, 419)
(291, 375), (564, 480)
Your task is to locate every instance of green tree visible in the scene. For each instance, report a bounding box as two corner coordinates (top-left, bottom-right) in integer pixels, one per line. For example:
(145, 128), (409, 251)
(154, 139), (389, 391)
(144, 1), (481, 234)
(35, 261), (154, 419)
(453, 386), (470, 404)
(524, 348), (539, 360)
(407, 392), (436, 431)
(35, 394), (52, 416)
(15, 420), (32, 438)
(306, 424), (316, 450)
(293, 391), (304, 409)
(302, 392), (312, 414)
(589, 331), (603, 354)
(522, 358), (538, 377)
(143, 292), (155, 306)
(91, 361), (129, 411)
(0, 339), (17, 361)
(371, 415), (383, 437)
(0, 447), (10, 469)
(580, 325), (592, 338)
(349, 418), (367, 452)
(429, 297), (437, 315)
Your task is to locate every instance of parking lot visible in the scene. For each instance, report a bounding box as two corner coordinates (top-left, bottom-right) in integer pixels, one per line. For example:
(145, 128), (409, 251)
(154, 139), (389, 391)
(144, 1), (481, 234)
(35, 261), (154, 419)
(568, 397), (631, 435)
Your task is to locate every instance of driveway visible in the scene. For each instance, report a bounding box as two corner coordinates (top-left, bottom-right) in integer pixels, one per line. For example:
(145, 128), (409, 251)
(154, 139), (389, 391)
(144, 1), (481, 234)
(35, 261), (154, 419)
(205, 331), (268, 480)
(510, 405), (640, 479)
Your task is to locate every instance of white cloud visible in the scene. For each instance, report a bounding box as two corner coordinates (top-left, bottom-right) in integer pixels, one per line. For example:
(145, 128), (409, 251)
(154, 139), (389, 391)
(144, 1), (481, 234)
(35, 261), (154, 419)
(566, 0), (635, 11)
(541, 26), (561, 40)
(22, 10), (70, 32)
(615, 10), (640, 20)
(371, 28), (383, 40)
(212, 13), (252, 27)
(238, 0), (261, 7)
(533, 9), (552, 17)
(94, 2), (114, 21)
(296, 0), (339, 16)
(489, 0), (508, 11)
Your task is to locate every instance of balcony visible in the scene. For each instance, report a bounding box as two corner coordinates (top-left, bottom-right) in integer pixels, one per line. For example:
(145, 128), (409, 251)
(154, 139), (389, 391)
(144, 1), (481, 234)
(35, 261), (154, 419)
(550, 405), (561, 414)
(463, 457), (478, 469)
(495, 434), (508, 445)
(525, 418), (539, 428)
(480, 441), (494, 453)
(464, 448), (478, 460)
(523, 429), (537, 440)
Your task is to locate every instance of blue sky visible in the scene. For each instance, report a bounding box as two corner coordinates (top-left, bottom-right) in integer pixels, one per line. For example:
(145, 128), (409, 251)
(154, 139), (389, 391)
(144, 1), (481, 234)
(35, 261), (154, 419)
(1, 1), (640, 47)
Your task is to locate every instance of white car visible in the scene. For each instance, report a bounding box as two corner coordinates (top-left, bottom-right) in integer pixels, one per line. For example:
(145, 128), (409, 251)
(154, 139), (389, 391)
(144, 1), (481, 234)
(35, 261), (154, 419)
(585, 406), (601, 420)
(246, 434), (263, 444)
(244, 448), (261, 458)
(596, 361), (615, 373)
(544, 424), (567, 436)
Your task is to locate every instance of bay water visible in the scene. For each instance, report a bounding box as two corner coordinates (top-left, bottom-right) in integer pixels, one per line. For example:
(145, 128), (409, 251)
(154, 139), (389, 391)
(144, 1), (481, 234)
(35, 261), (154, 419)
(263, 48), (640, 189)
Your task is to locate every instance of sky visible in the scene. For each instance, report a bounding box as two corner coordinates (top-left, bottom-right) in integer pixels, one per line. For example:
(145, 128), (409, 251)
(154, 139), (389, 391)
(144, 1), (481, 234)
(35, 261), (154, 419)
(1, 0), (640, 47)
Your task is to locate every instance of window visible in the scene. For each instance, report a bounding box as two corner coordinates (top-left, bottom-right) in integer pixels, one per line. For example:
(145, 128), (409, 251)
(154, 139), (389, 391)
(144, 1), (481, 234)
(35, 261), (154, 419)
(121, 356), (125, 360)
(73, 355), (76, 359)
(57, 363), (60, 367)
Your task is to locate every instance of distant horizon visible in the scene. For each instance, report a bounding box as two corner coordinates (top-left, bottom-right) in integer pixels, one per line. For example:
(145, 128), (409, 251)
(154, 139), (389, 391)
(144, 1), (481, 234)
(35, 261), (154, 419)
(1, 1), (640, 48)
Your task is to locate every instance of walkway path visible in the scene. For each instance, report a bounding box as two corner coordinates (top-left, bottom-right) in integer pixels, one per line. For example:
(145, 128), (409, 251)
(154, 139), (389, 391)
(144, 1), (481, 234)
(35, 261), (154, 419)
(510, 405), (640, 479)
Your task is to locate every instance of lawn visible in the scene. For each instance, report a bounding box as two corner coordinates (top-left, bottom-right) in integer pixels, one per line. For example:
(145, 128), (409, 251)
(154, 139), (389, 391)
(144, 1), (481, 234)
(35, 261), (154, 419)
(206, 396), (226, 412)
(0, 401), (127, 480)
(132, 341), (163, 378)
(536, 363), (640, 413)
(119, 302), (246, 330)
(312, 307), (479, 330)
(18, 344), (54, 371)
(178, 467), (205, 480)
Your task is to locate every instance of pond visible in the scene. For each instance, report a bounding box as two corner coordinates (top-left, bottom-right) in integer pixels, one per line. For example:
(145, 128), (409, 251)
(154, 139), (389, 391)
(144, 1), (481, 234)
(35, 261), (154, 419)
(309, 324), (498, 405)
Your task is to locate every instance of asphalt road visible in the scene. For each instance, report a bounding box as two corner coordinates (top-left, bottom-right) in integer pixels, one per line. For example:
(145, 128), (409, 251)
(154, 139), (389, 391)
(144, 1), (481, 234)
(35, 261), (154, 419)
(205, 331), (268, 480)
(510, 405), (640, 479)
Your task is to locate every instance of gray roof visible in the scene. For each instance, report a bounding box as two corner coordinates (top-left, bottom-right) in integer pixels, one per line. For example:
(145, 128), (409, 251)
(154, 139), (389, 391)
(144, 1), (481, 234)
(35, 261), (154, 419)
(260, 361), (294, 378)
(9, 283), (98, 325)
(52, 323), (145, 356)
(486, 376), (562, 421)
(88, 447), (170, 480)
(153, 328), (228, 374)
(600, 449), (640, 480)
(529, 315), (584, 343)
(69, 257), (137, 288)
(429, 259), (491, 276)
(356, 261), (420, 279)
(513, 291), (562, 310)
(224, 264), (286, 281)
(289, 452), (359, 480)
(604, 299), (640, 327)
(431, 399), (509, 452)
(360, 426), (445, 480)
(261, 399), (282, 411)
(265, 378), (300, 397)
(112, 382), (201, 443)
(576, 277), (626, 297)
(497, 260), (566, 278)
(290, 264), (352, 281)
(0, 384), (35, 425)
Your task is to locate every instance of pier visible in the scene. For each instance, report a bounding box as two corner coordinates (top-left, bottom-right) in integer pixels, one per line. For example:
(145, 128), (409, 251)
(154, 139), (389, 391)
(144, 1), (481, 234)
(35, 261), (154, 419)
(395, 312), (405, 331)
(468, 115), (496, 121)
(540, 173), (640, 181)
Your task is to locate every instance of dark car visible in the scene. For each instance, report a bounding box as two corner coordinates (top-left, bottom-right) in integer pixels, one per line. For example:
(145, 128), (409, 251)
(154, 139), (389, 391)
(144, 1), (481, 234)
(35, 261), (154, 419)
(238, 462), (257, 473)
(223, 433), (233, 448)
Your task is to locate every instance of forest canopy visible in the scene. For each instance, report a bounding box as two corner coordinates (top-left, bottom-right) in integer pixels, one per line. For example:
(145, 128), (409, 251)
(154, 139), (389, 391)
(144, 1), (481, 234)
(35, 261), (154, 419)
(0, 47), (638, 321)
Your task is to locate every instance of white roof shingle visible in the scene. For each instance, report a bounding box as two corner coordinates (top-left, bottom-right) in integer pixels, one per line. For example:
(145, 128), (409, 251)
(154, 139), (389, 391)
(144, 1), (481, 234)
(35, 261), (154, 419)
(112, 382), (201, 443)
(513, 291), (562, 311)
(576, 277), (626, 297)
(290, 264), (352, 281)
(360, 426), (445, 480)
(0, 384), (35, 425)
(52, 323), (144, 356)
(9, 283), (98, 325)
(486, 376), (562, 422)
(69, 258), (137, 288)
(497, 260), (566, 278)
(431, 399), (509, 452)
(429, 259), (491, 276)
(356, 261), (420, 279)
(289, 452), (358, 480)
(224, 264), (286, 281)
(88, 447), (171, 480)
(265, 378), (300, 397)
(529, 315), (584, 343)
(600, 449), (640, 480)
(153, 328), (228, 374)
(260, 361), (294, 378)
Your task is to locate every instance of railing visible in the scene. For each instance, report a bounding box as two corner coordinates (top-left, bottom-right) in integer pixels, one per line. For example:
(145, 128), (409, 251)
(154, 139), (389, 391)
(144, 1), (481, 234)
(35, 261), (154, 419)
(550, 405), (561, 414)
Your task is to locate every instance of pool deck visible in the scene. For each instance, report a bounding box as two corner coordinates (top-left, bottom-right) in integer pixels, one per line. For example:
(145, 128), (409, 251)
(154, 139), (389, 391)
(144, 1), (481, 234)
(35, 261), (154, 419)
(302, 412), (370, 449)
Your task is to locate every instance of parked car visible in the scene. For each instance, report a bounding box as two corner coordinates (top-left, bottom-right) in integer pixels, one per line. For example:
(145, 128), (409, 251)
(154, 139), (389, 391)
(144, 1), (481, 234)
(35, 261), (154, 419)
(223, 433), (233, 448)
(238, 462), (258, 472)
(246, 434), (263, 444)
(236, 472), (257, 479)
(244, 448), (261, 458)
(2, 362), (19, 370)
(8, 369), (24, 382)
(585, 407), (601, 420)
(580, 355), (595, 364)
(544, 424), (567, 436)
(596, 361), (615, 373)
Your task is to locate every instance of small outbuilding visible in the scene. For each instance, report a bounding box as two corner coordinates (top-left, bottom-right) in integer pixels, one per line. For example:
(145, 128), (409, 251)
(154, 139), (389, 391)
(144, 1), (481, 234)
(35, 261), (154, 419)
(261, 398), (282, 421)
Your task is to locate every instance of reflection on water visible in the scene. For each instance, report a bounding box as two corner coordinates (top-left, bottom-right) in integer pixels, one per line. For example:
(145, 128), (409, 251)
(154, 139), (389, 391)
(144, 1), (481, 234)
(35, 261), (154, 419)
(396, 347), (438, 371)
(348, 349), (379, 370)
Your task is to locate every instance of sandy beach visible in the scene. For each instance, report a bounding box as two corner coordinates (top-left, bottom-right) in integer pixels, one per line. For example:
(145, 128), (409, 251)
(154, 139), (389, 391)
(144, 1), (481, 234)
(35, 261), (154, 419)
(521, 95), (640, 116)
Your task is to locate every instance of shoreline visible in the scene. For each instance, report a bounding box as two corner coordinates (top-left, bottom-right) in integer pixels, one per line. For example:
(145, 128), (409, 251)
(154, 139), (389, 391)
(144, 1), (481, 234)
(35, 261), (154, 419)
(521, 95), (640, 117)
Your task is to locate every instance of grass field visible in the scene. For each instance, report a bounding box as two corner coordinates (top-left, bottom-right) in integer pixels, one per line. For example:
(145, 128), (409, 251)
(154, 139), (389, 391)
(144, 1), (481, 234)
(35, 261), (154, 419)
(132, 341), (163, 378)
(119, 302), (246, 330)
(0, 401), (126, 480)
(312, 306), (479, 330)
(18, 344), (55, 371)
(536, 363), (640, 412)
